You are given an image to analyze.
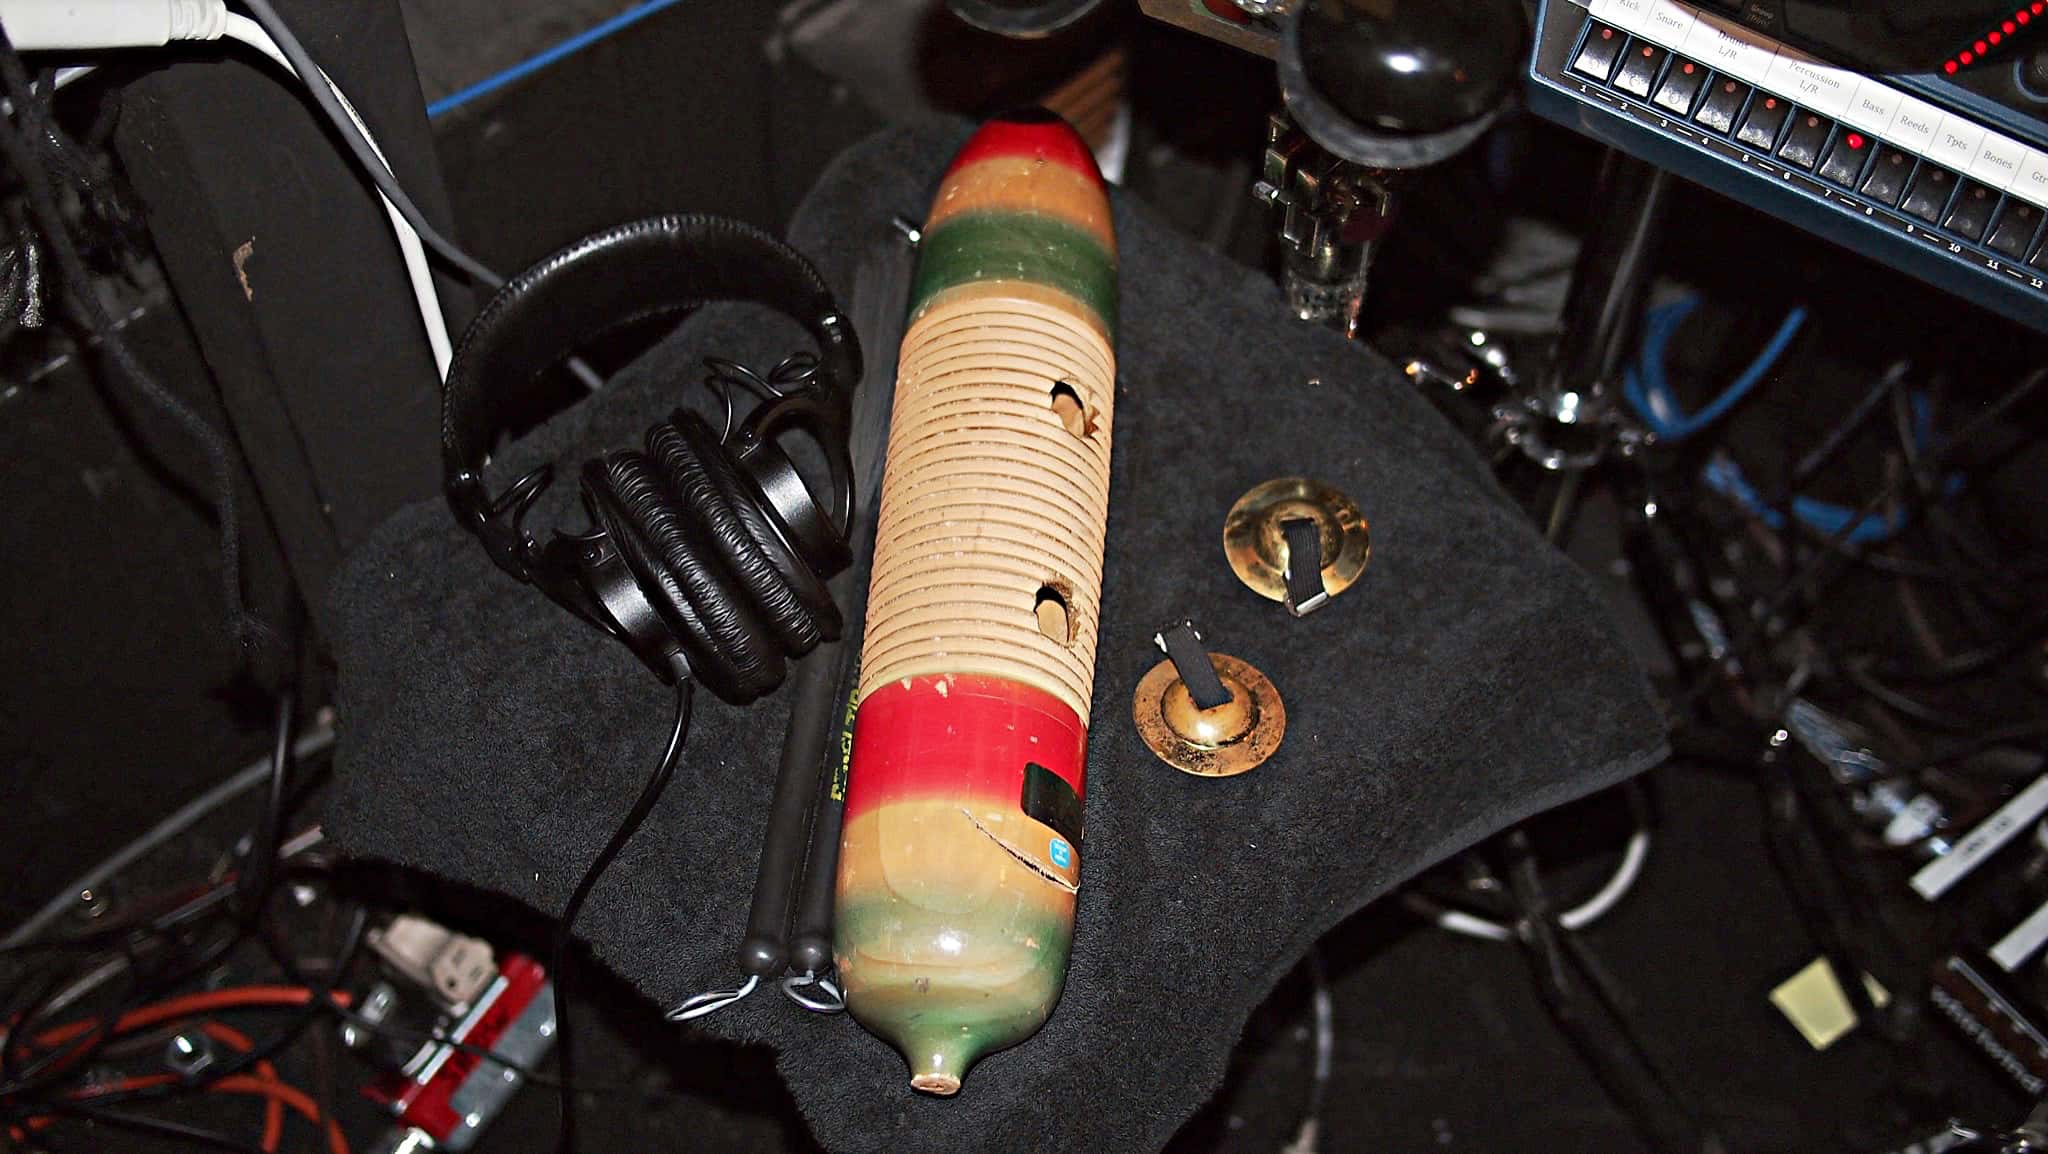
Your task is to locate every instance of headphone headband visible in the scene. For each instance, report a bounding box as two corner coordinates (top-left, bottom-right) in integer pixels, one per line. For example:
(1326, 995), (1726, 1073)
(441, 214), (860, 591)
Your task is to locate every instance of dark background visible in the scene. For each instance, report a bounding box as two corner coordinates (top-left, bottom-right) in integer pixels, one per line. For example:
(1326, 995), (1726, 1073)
(3, 1), (2042, 1151)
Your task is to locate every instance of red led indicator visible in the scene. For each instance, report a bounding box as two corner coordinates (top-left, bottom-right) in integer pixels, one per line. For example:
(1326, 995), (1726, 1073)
(2034, 3), (2043, 14)
(1846, 133), (1865, 149)
(1991, 31), (2003, 43)
(2021, 10), (2033, 23)
(1764, 96), (1778, 108)
(1724, 81), (1738, 92)
(1960, 50), (1974, 64)
(1642, 46), (1655, 56)
(1600, 27), (1614, 39)
(2006, 20), (2018, 32)
(1682, 62), (1696, 74)
(1976, 39), (1990, 53)
(1945, 60), (1960, 72)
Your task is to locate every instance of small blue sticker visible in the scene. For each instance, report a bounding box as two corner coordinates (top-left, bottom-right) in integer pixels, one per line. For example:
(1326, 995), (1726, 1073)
(1048, 838), (1073, 869)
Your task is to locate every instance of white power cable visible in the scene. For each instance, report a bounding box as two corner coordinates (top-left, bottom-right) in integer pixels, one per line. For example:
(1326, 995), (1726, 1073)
(0, 0), (222, 49)
(1403, 785), (1653, 943)
(1279, 946), (1335, 1154)
(216, 12), (452, 378)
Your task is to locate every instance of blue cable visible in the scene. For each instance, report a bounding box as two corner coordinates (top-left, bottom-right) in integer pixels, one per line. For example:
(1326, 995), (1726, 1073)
(1680, 306), (1807, 434)
(1621, 296), (1960, 546)
(426, 0), (685, 119)
(1625, 298), (1807, 442)
(1699, 454), (1905, 544)
(1622, 298), (1695, 434)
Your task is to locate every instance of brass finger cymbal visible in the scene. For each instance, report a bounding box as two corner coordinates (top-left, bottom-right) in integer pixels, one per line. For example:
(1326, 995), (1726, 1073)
(1223, 478), (1369, 609)
(1133, 653), (1285, 777)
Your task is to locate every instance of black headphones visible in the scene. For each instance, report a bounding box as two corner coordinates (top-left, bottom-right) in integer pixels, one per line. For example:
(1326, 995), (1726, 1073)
(441, 214), (862, 704)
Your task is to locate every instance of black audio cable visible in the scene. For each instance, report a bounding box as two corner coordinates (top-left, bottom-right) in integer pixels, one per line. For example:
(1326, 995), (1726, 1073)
(237, 0), (496, 289)
(0, 25), (262, 646)
(1501, 830), (1722, 1154)
(1881, 721), (2048, 776)
(238, 686), (297, 929)
(234, 0), (604, 388)
(1674, 366), (2048, 716)
(1872, 601), (2048, 683)
(553, 658), (694, 1154)
(36, 1101), (268, 1153)
(25, 908), (372, 1124)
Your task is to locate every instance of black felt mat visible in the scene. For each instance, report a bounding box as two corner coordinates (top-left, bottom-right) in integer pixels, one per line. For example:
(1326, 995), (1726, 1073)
(324, 121), (1667, 1154)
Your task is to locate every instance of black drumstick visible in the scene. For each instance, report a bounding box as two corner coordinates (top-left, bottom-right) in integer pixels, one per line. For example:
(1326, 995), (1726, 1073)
(786, 227), (913, 978)
(742, 227), (913, 980)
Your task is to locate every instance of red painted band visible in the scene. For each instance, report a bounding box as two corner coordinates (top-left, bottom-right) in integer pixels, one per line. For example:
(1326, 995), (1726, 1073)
(844, 675), (1086, 824)
(941, 116), (1103, 186)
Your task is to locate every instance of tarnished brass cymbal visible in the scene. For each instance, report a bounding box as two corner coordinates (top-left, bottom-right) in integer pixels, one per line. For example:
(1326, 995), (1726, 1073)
(1132, 653), (1285, 777)
(1223, 478), (1369, 607)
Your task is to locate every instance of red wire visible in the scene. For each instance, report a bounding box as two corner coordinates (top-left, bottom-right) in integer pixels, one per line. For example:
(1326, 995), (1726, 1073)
(5, 987), (358, 1154)
(15, 1022), (350, 1154)
(210, 1075), (351, 1154)
(16, 1073), (349, 1154)
(13, 985), (351, 1052)
(58, 1023), (288, 1151)
(199, 1021), (287, 1153)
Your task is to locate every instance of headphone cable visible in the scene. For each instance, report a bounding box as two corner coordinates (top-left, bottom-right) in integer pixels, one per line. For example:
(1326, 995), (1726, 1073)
(552, 658), (693, 1154)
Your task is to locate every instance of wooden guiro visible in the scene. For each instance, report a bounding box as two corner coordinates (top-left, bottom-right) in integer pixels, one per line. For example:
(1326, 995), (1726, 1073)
(834, 110), (1117, 1096)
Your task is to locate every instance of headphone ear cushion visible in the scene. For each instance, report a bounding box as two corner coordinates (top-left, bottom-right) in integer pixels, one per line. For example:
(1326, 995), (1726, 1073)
(578, 411), (839, 704)
(578, 472), (704, 671)
(649, 416), (835, 652)
(441, 215), (860, 696)
(584, 451), (771, 700)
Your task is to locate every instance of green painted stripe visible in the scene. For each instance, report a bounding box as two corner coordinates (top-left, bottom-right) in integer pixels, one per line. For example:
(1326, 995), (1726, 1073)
(836, 896), (1074, 1069)
(864, 959), (1069, 1051)
(909, 212), (1118, 340)
(835, 895), (1073, 950)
